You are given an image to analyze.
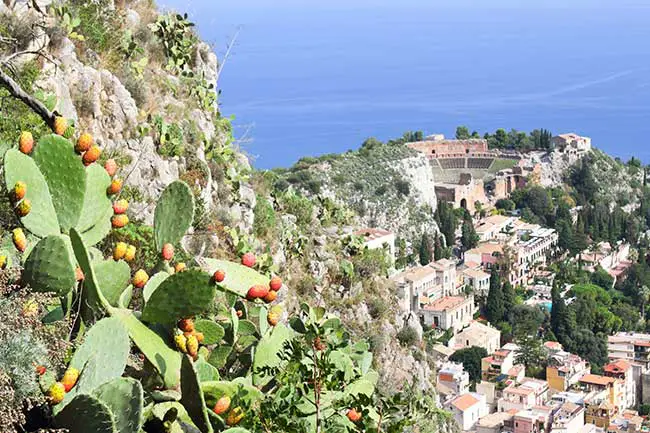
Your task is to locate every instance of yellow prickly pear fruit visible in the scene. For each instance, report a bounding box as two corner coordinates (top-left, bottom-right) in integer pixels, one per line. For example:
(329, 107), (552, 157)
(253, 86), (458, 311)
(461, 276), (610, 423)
(13, 181), (26, 201)
(19, 131), (33, 154)
(174, 334), (188, 353)
(267, 305), (283, 327)
(75, 133), (93, 153)
(16, 199), (31, 217)
(133, 269), (149, 288)
(0, 255), (6, 270)
(53, 116), (68, 136)
(47, 382), (66, 404)
(12, 228), (26, 252)
(174, 262), (186, 273)
(113, 242), (127, 260)
(226, 407), (244, 426)
(61, 367), (79, 392)
(124, 245), (136, 262)
(186, 334), (198, 357)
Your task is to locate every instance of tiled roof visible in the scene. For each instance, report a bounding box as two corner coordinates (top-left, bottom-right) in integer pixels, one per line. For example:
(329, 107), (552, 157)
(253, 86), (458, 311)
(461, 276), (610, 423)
(580, 374), (617, 386)
(451, 393), (480, 411)
(604, 359), (631, 374)
(422, 296), (468, 312)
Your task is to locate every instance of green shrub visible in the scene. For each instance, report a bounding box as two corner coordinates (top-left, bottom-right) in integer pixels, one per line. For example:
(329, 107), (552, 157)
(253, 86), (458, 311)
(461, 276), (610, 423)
(253, 195), (277, 238)
(397, 326), (419, 347)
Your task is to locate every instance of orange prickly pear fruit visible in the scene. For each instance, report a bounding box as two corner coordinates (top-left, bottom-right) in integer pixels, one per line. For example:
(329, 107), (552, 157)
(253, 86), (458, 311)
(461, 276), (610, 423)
(186, 334), (198, 357)
(213, 396), (231, 415)
(267, 305), (282, 326)
(195, 332), (204, 343)
(132, 269), (149, 288)
(214, 269), (225, 283)
(82, 146), (101, 166)
(13, 181), (26, 201)
(13, 228), (26, 252)
(161, 243), (174, 261)
(112, 199), (128, 214)
(75, 267), (84, 281)
(225, 407), (244, 426)
(61, 367), (79, 392)
(19, 131), (33, 154)
(175, 262), (186, 273)
(111, 214), (129, 228)
(16, 199), (31, 217)
(107, 178), (122, 195)
(0, 255), (7, 270)
(178, 318), (194, 333)
(263, 290), (277, 303)
(347, 408), (362, 422)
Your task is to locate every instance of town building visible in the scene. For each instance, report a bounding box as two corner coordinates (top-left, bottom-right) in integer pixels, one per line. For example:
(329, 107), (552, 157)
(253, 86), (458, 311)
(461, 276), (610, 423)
(447, 392), (489, 431)
(513, 406), (553, 433)
(552, 133), (592, 154)
(550, 402), (585, 433)
(455, 321), (501, 354)
(579, 374), (625, 412)
(603, 360), (636, 410)
(462, 267), (491, 296)
(354, 228), (396, 263)
(430, 258), (459, 296)
(585, 400), (616, 429)
(419, 295), (475, 332)
(482, 347), (516, 382)
(437, 361), (471, 397)
(579, 242), (632, 284)
(546, 351), (590, 392)
(392, 258), (461, 313)
(477, 411), (515, 433)
(498, 379), (549, 412)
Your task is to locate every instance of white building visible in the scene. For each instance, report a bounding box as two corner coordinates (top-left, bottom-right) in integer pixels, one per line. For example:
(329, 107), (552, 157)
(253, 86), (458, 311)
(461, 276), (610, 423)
(498, 378), (549, 412)
(552, 133), (592, 153)
(437, 361), (470, 397)
(455, 321), (501, 355)
(447, 392), (488, 431)
(354, 228), (396, 263)
(419, 295), (475, 332)
(462, 267), (491, 296)
(550, 402), (585, 433)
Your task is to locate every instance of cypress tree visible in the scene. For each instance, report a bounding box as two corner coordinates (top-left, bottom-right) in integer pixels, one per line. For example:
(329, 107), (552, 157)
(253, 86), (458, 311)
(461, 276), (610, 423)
(419, 234), (432, 266)
(486, 268), (504, 324)
(502, 281), (516, 318)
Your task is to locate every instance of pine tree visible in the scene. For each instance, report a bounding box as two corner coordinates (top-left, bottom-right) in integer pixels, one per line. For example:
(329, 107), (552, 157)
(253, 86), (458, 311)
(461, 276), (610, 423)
(486, 268), (504, 324)
(419, 234), (433, 266)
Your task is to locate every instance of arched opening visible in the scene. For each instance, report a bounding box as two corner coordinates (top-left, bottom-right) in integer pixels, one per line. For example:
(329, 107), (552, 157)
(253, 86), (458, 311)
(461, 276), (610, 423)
(460, 198), (467, 209)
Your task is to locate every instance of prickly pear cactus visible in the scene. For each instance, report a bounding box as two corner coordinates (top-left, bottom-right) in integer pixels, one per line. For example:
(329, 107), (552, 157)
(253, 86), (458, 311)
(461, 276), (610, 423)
(94, 259), (131, 306)
(199, 258), (270, 298)
(92, 378), (144, 433)
(180, 355), (213, 433)
(54, 394), (116, 433)
(142, 269), (216, 325)
(154, 180), (194, 252)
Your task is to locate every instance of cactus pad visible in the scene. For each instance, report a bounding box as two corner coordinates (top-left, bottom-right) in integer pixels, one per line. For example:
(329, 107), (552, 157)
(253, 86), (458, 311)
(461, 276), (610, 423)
(252, 323), (295, 387)
(194, 319), (225, 345)
(142, 270), (216, 326)
(154, 181), (194, 251)
(199, 258), (270, 298)
(180, 355), (213, 433)
(94, 259), (131, 306)
(118, 285), (133, 308)
(22, 235), (76, 295)
(194, 358), (220, 382)
(55, 394), (117, 433)
(110, 308), (181, 388)
(31, 135), (86, 232)
(143, 271), (170, 303)
(80, 205), (113, 246)
(92, 378), (144, 433)
(201, 378), (263, 408)
(3, 149), (59, 237)
(77, 163), (112, 232)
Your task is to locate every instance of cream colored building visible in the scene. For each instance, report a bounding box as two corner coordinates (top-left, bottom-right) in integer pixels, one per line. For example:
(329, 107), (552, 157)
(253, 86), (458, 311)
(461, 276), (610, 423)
(419, 295), (475, 332)
(455, 321), (501, 354)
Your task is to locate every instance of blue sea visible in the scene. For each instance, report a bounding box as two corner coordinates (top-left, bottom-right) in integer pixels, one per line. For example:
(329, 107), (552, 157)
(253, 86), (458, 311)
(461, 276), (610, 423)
(161, 1), (650, 169)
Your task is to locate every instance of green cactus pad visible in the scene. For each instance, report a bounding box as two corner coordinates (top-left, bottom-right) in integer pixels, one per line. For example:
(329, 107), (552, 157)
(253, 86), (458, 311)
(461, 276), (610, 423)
(80, 205), (113, 246)
(92, 378), (144, 433)
(180, 355), (213, 433)
(143, 271), (170, 303)
(207, 346), (232, 369)
(22, 235), (76, 295)
(201, 378), (263, 408)
(77, 163), (112, 232)
(31, 135), (86, 232)
(110, 308), (181, 388)
(221, 429), (251, 433)
(94, 259), (131, 306)
(142, 270), (216, 326)
(70, 228), (111, 323)
(194, 358), (220, 382)
(252, 323), (295, 387)
(118, 285), (133, 308)
(154, 181), (194, 251)
(55, 394), (117, 433)
(3, 149), (59, 237)
(194, 319), (225, 345)
(199, 258), (270, 298)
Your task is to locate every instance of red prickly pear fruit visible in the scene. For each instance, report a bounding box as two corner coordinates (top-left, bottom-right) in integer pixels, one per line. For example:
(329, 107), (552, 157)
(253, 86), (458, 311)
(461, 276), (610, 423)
(241, 252), (255, 268)
(178, 318), (194, 333)
(236, 310), (243, 318)
(112, 199), (128, 214)
(19, 131), (33, 154)
(104, 159), (117, 177)
(111, 214), (129, 228)
(269, 276), (282, 291)
(161, 243), (174, 261)
(347, 408), (362, 423)
(82, 145), (101, 165)
(35, 365), (46, 376)
(107, 178), (122, 195)
(75, 133), (93, 153)
(213, 269), (225, 283)
(133, 269), (149, 288)
(246, 284), (269, 301)
(53, 116), (67, 136)
(213, 396), (231, 415)
(13, 181), (26, 201)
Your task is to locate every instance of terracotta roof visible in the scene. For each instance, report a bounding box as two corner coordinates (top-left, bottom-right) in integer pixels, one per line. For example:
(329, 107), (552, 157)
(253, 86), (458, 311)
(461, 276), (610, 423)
(604, 359), (631, 374)
(422, 296), (468, 312)
(451, 393), (480, 411)
(580, 374), (617, 386)
(544, 341), (563, 351)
